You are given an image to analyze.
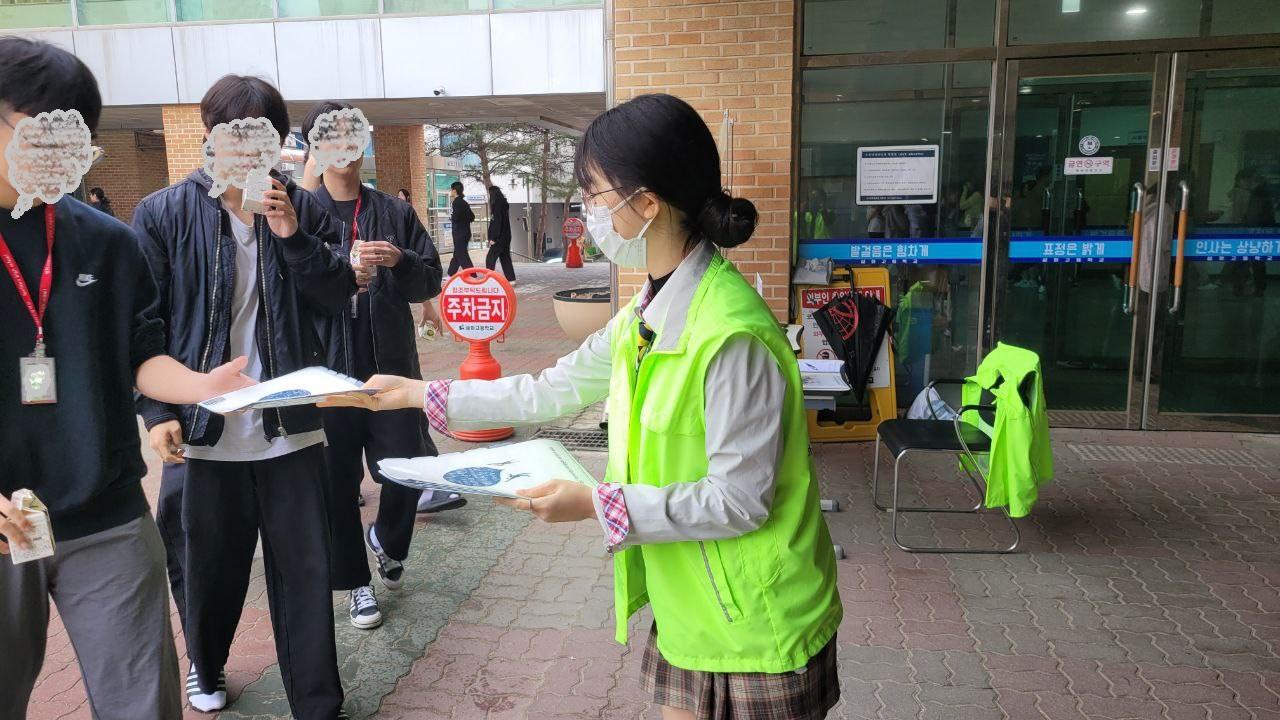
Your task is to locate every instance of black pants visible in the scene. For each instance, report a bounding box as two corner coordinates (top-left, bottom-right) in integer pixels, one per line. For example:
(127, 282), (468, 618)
(183, 447), (343, 719)
(448, 238), (474, 275)
(486, 240), (516, 282)
(322, 407), (430, 590)
(155, 462), (187, 628)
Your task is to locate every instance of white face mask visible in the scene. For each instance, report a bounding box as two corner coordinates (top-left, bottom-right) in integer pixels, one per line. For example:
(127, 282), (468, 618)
(585, 188), (653, 269)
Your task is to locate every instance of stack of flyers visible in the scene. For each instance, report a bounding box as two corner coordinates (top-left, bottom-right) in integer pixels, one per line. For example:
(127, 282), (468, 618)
(199, 366), (376, 414)
(377, 439), (597, 499)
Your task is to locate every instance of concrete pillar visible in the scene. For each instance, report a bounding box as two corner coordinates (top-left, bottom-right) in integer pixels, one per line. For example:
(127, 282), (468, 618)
(611, 0), (795, 319)
(161, 104), (205, 186)
(83, 129), (168, 222)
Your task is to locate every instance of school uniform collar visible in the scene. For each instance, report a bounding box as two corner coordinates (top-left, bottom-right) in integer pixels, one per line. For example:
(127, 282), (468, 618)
(639, 240), (715, 353)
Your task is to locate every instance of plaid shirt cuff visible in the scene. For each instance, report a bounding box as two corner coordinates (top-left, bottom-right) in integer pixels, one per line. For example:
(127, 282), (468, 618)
(424, 380), (453, 438)
(596, 483), (630, 551)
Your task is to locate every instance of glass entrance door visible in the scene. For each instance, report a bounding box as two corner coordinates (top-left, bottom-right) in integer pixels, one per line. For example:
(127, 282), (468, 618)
(1143, 50), (1280, 431)
(990, 55), (1170, 428)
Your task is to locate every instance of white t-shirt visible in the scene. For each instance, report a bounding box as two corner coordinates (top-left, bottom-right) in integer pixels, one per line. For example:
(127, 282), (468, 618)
(184, 207), (325, 462)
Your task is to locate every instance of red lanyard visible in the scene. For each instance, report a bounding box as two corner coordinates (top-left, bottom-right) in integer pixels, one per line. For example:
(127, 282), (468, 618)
(351, 195), (362, 246)
(0, 204), (56, 349)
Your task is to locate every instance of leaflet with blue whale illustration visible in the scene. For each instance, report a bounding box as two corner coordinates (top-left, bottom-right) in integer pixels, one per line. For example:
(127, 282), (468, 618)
(198, 367), (375, 414)
(377, 439), (597, 499)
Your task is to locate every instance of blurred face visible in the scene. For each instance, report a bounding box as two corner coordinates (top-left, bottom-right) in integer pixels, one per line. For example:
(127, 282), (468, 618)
(580, 166), (658, 240)
(398, 190), (409, 201)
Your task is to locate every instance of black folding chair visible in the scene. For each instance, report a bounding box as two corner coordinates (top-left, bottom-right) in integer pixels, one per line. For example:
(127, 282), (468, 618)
(871, 379), (1022, 554)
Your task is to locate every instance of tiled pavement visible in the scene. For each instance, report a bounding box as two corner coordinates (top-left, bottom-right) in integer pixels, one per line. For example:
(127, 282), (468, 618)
(29, 262), (1280, 719)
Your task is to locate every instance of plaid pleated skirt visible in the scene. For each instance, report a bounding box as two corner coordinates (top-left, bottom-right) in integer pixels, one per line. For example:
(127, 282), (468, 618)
(640, 624), (840, 720)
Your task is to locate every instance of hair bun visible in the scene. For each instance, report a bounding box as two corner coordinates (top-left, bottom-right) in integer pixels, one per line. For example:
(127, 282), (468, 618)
(698, 191), (758, 249)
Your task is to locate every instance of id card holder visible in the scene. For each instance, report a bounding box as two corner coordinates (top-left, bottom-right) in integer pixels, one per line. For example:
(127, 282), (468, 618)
(19, 354), (57, 405)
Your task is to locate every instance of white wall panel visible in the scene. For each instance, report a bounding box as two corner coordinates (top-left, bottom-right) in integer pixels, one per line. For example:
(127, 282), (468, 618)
(73, 27), (179, 106)
(275, 19), (383, 101)
(4, 29), (76, 54)
(380, 15), (491, 98)
(490, 9), (603, 96)
(172, 23), (278, 104)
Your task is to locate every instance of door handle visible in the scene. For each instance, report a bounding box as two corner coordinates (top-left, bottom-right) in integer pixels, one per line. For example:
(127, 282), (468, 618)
(1169, 180), (1190, 314)
(1125, 182), (1144, 315)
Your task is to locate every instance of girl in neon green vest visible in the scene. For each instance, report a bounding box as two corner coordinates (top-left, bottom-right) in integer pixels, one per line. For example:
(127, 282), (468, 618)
(323, 94), (843, 720)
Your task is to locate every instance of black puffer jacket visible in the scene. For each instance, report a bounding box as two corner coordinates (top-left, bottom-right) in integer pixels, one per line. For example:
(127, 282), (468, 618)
(131, 169), (355, 445)
(311, 184), (442, 379)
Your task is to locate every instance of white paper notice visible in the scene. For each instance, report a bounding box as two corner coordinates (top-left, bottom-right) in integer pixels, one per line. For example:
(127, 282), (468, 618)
(856, 145), (939, 206)
(202, 117), (281, 198)
(306, 107), (372, 176)
(377, 439), (598, 499)
(1064, 157), (1114, 175)
(4, 109), (94, 219)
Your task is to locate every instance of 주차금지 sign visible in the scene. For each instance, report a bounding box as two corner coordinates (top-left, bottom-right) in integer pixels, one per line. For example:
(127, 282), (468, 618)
(439, 269), (516, 343)
(856, 145), (939, 205)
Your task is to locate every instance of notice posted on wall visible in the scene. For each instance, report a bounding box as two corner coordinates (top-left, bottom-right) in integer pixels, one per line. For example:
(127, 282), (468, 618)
(856, 145), (939, 206)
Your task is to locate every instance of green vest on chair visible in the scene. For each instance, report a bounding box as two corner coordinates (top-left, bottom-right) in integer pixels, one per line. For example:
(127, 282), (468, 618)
(961, 342), (1054, 518)
(605, 253), (843, 673)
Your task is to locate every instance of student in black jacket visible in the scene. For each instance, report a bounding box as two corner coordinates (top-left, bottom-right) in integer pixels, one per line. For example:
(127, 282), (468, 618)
(485, 184), (515, 282)
(447, 180), (475, 275)
(300, 101), (461, 632)
(132, 76), (353, 718)
(0, 38), (256, 720)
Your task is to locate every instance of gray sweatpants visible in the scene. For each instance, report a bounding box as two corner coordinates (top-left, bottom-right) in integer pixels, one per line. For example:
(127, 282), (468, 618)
(0, 515), (182, 720)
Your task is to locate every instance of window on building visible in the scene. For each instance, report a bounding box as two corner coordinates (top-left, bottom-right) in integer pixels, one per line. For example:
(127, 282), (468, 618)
(803, 0), (996, 55)
(382, 0), (487, 13)
(0, 0), (72, 28)
(1009, 0), (1280, 44)
(277, 0), (377, 17)
(798, 61), (993, 403)
(174, 0), (272, 21)
(76, 0), (169, 24)
(492, 0), (597, 9)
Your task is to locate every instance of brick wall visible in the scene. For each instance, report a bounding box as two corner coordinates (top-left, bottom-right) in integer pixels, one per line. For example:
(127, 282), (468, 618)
(83, 129), (168, 223)
(612, 0), (794, 318)
(161, 104), (205, 185)
(373, 125), (430, 223)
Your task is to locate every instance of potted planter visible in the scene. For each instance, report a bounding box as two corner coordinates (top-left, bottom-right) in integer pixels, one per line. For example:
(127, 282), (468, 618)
(552, 286), (611, 344)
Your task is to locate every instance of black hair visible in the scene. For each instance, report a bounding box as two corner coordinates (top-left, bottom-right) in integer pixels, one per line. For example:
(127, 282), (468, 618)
(300, 99), (352, 146)
(450, 181), (464, 195)
(0, 37), (102, 132)
(488, 185), (506, 204)
(398, 188), (411, 201)
(574, 93), (757, 249)
(200, 75), (289, 145)
(89, 187), (106, 200)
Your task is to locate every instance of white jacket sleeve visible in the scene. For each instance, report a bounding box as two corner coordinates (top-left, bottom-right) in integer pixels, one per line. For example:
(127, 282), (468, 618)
(446, 315), (617, 430)
(607, 335), (786, 545)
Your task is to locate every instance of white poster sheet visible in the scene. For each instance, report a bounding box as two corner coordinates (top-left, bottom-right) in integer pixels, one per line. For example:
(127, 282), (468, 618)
(856, 145), (939, 206)
(199, 367), (374, 414)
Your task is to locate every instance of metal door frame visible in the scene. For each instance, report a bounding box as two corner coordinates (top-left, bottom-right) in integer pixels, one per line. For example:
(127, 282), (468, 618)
(1141, 48), (1280, 432)
(986, 53), (1172, 429)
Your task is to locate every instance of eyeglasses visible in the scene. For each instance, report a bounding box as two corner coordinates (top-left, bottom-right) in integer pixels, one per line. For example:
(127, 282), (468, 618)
(582, 186), (645, 214)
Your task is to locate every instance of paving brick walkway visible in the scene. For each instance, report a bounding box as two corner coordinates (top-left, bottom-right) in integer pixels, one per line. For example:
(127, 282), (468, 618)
(29, 261), (1280, 720)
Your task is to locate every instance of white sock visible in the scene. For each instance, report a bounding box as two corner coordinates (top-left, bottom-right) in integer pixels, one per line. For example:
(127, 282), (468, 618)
(368, 525), (384, 554)
(186, 666), (227, 712)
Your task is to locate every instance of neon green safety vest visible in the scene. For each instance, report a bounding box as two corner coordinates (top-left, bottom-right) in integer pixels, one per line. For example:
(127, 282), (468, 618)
(605, 252), (843, 673)
(961, 342), (1054, 518)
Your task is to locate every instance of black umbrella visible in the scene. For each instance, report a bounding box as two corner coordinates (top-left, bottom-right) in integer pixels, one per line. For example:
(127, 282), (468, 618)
(813, 289), (896, 404)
